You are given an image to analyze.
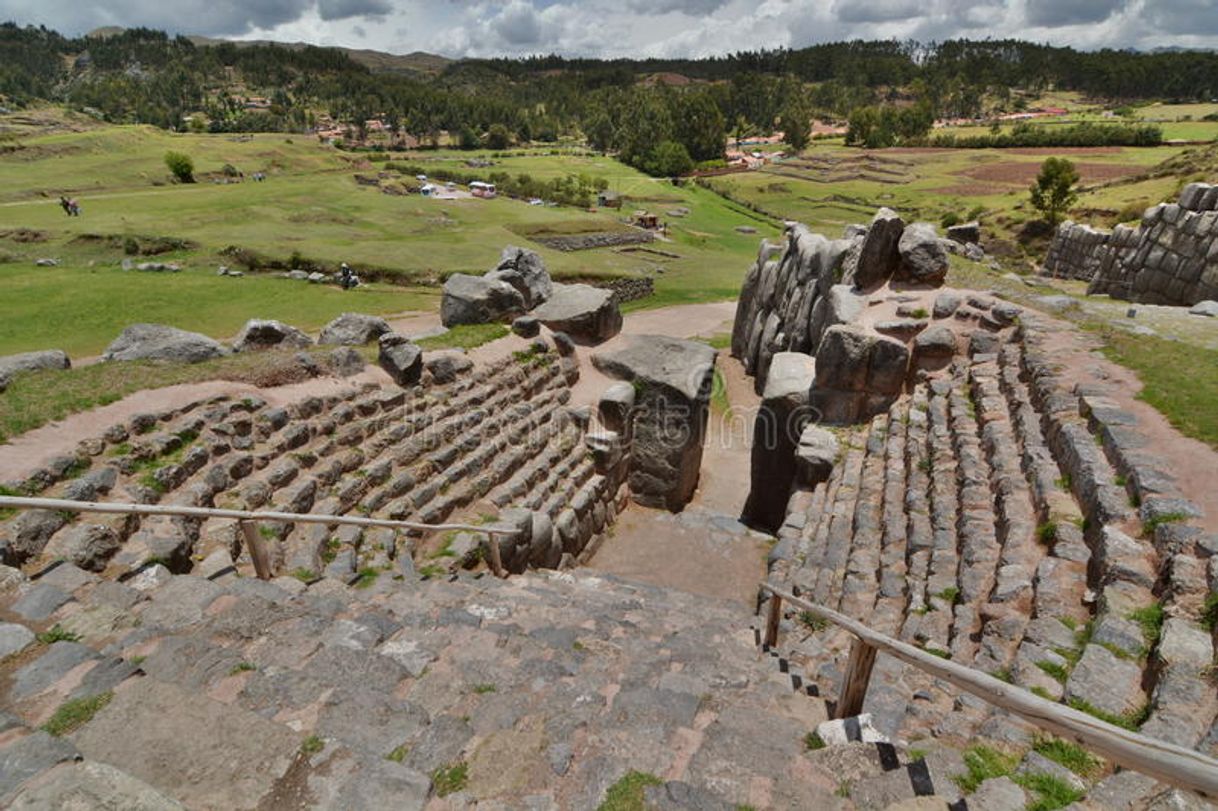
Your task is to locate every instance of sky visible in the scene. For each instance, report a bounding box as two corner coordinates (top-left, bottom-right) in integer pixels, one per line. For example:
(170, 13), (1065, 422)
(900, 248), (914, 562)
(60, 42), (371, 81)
(2, 0), (1217, 59)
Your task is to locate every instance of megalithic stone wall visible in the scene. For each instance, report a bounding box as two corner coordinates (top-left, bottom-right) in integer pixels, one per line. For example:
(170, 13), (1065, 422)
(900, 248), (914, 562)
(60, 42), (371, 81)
(730, 224), (861, 394)
(1040, 182), (1218, 305)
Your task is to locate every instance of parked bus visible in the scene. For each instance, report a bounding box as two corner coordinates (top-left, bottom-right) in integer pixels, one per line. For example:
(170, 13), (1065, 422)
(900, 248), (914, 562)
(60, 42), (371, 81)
(470, 181), (497, 199)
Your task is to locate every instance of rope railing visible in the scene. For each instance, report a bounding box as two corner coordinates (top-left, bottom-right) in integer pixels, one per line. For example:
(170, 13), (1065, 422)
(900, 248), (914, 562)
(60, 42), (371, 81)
(760, 583), (1218, 800)
(0, 495), (518, 578)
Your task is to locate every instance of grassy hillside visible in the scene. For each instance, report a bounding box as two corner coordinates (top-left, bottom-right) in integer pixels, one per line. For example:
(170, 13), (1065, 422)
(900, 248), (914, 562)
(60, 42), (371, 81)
(0, 112), (776, 356)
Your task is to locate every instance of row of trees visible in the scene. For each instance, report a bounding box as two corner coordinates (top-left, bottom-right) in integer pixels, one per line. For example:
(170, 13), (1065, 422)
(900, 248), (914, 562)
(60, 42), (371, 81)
(0, 23), (1209, 176)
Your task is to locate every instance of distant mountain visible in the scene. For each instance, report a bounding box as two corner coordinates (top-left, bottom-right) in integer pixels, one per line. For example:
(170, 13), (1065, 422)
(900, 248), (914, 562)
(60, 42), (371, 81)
(185, 34), (453, 77)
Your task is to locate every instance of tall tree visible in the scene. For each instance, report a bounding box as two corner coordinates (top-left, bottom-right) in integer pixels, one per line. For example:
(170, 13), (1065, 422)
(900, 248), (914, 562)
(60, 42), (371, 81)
(1029, 157), (1080, 225)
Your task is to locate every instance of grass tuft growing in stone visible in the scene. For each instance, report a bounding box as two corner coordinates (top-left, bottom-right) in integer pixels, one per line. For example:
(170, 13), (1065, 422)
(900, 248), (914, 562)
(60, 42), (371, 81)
(797, 610), (830, 632)
(229, 662), (256, 675)
(1032, 735), (1104, 779)
(472, 683), (497, 694)
(1067, 698), (1150, 731)
(1014, 772), (1086, 811)
(36, 624), (81, 644)
(300, 735), (324, 756)
(804, 731), (826, 751)
(597, 771), (663, 811)
(432, 761), (470, 798)
(1128, 603), (1164, 650)
(1035, 660), (1070, 683)
(353, 567), (380, 589)
(953, 744), (1019, 793)
(386, 744), (410, 763)
(42, 692), (113, 736)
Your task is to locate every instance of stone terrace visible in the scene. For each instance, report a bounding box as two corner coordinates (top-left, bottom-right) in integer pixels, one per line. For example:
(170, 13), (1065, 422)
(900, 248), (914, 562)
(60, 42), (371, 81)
(0, 339), (619, 582)
(766, 303), (1218, 791)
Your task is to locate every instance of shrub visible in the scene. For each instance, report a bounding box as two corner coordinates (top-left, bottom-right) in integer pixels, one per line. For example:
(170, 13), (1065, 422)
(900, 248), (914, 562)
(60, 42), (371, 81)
(164, 151), (194, 183)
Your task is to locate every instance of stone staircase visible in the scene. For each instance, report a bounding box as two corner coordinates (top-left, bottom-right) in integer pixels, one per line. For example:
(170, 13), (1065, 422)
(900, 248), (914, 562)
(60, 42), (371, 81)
(0, 340), (610, 581)
(765, 309), (1218, 806)
(1, 559), (863, 809)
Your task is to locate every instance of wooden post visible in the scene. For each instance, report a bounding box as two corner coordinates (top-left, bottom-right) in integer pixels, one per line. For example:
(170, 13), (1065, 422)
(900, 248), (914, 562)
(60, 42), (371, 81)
(486, 532), (506, 578)
(764, 593), (783, 649)
(239, 520), (273, 581)
(836, 638), (877, 719)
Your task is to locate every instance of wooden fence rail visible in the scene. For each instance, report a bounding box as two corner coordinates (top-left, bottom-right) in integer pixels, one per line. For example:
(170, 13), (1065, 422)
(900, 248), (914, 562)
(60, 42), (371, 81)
(0, 495), (515, 578)
(760, 583), (1218, 800)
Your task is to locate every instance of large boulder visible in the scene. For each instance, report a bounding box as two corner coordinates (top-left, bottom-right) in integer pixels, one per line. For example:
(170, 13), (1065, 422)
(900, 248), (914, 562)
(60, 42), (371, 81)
(742, 352), (817, 532)
(377, 334), (423, 387)
(810, 325), (910, 424)
(897, 222), (950, 286)
(0, 351), (70, 388)
(851, 207), (905, 289)
(424, 351), (473, 384)
(592, 336), (717, 511)
(440, 273), (526, 328)
(0, 350), (71, 376)
(102, 324), (228, 364)
(808, 284), (867, 355)
(485, 246), (553, 309)
(318, 312), (391, 345)
(946, 221), (981, 245)
(531, 283), (622, 343)
(232, 319), (313, 352)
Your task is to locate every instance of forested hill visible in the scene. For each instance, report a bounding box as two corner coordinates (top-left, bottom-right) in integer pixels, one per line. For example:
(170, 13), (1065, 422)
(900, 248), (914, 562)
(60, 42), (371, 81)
(1, 23), (1215, 171)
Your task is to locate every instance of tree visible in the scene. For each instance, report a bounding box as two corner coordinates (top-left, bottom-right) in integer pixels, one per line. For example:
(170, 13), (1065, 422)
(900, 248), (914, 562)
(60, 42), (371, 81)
(485, 123), (512, 150)
(673, 91), (725, 162)
(164, 150), (194, 182)
(643, 141), (693, 177)
(780, 95), (811, 153)
(1029, 157), (1079, 225)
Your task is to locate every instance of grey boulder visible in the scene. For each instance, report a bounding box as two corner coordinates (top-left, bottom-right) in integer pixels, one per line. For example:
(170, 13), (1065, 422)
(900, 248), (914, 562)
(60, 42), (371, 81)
(440, 273), (526, 328)
(319, 313), (391, 345)
(232, 319), (313, 352)
(424, 351), (473, 384)
(486, 246), (553, 308)
(531, 283), (622, 343)
(946, 221), (981, 245)
(1189, 300), (1218, 317)
(377, 334), (423, 387)
(0, 351), (70, 387)
(103, 324), (227, 364)
(851, 207), (905, 289)
(512, 316), (541, 338)
(897, 222), (950, 286)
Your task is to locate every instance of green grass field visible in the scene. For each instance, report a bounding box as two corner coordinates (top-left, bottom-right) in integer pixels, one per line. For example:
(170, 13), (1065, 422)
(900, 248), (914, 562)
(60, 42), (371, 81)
(0, 110), (776, 356)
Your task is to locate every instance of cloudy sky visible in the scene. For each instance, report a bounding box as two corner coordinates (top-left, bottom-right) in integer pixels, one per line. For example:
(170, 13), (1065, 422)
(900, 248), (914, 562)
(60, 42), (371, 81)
(2, 0), (1216, 59)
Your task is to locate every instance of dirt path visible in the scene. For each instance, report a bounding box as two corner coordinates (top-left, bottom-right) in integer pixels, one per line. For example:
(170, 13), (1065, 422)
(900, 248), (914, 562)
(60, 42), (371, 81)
(587, 348), (771, 608)
(1036, 314), (1218, 534)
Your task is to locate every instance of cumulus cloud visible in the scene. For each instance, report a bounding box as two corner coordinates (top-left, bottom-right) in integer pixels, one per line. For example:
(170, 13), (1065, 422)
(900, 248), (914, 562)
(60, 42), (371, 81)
(1140, 0), (1218, 36)
(491, 1), (543, 46)
(2, 0), (1218, 57)
(1024, 0), (1126, 27)
(317, 0), (392, 21)
(832, 0), (923, 24)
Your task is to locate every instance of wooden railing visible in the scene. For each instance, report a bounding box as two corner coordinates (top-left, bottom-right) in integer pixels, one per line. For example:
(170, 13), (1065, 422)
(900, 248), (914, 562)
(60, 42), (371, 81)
(0, 495), (518, 578)
(760, 583), (1218, 800)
